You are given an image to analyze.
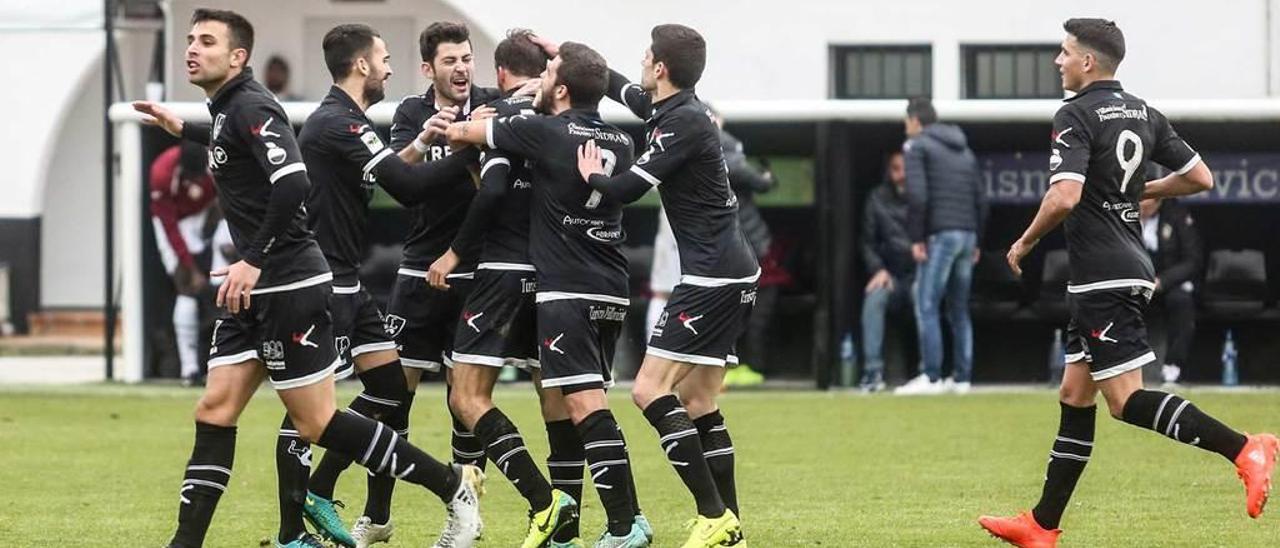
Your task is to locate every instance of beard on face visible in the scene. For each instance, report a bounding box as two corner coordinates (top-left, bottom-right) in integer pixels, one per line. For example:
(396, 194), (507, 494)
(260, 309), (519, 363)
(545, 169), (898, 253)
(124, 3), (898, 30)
(535, 82), (557, 113)
(364, 73), (386, 106)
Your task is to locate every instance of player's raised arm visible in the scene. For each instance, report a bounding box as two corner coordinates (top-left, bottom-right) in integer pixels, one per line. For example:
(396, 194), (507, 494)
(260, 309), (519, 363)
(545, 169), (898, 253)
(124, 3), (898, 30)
(606, 69), (652, 119)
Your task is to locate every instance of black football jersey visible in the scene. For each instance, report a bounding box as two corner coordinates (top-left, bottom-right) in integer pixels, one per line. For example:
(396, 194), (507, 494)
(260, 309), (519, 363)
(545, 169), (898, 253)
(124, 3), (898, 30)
(451, 93), (539, 266)
(609, 75), (759, 284)
(201, 68), (329, 290)
(297, 86), (393, 286)
(387, 86), (500, 273)
(1049, 80), (1199, 292)
(486, 109), (636, 298)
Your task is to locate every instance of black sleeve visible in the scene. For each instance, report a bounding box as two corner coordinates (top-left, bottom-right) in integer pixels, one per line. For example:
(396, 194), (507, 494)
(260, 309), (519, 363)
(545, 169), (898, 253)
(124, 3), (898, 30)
(388, 101), (421, 152)
(1048, 106), (1091, 185)
(450, 151), (513, 262)
(606, 69), (652, 119)
(236, 102), (309, 267)
(861, 192), (885, 275)
(182, 122), (211, 145)
(1149, 107), (1201, 175)
(487, 114), (551, 158)
(1160, 202), (1204, 289)
(587, 113), (698, 204)
(372, 147), (480, 207)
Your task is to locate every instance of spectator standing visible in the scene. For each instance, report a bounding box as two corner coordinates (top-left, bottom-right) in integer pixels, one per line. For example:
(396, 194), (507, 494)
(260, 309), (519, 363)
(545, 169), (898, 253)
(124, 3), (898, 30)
(1139, 198), (1203, 385)
(896, 98), (987, 395)
(149, 141), (216, 384)
(263, 54), (301, 101)
(859, 150), (914, 392)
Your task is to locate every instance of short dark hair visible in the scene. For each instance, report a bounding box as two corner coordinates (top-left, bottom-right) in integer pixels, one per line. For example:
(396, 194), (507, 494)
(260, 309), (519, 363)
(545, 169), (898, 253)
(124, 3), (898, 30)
(1063, 18), (1125, 72)
(419, 21), (470, 64)
(906, 97), (937, 125)
(323, 24), (379, 80)
(650, 24), (706, 89)
(556, 42), (608, 109)
(494, 28), (547, 79)
(191, 8), (254, 60)
(266, 55), (289, 72)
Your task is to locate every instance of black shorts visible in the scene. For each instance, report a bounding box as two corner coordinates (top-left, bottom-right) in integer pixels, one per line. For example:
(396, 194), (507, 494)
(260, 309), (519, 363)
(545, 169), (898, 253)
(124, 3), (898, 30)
(1064, 286), (1156, 381)
(647, 282), (757, 367)
(451, 268), (538, 370)
(536, 295), (627, 393)
(331, 284), (398, 380)
(207, 281), (338, 390)
(385, 269), (473, 371)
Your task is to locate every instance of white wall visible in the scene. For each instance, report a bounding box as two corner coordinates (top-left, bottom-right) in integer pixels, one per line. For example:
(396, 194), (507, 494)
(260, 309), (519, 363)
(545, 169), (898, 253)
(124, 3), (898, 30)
(166, 0), (498, 103)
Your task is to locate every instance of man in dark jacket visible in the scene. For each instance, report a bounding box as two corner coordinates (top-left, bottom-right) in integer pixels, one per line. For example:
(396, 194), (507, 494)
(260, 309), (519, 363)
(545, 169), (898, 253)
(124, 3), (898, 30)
(1140, 198), (1203, 385)
(897, 97), (987, 395)
(859, 150), (914, 391)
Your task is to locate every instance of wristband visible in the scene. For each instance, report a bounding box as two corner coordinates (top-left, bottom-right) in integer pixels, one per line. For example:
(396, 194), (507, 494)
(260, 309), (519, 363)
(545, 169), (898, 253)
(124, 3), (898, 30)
(412, 138), (430, 154)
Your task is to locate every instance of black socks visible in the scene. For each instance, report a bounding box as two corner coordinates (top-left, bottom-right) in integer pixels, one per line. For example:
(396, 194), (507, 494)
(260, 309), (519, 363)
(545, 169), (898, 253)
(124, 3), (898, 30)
(693, 410), (738, 517)
(474, 408), (553, 510)
(1032, 403), (1096, 530)
(546, 419), (585, 542)
(577, 410), (636, 536)
(1121, 389), (1248, 461)
(317, 410), (458, 502)
(642, 394), (726, 518)
(169, 422), (236, 548)
(275, 417), (310, 543)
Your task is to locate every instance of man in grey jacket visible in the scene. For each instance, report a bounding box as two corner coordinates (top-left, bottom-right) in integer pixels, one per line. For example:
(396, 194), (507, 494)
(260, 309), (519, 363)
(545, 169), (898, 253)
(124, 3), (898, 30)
(896, 98), (988, 395)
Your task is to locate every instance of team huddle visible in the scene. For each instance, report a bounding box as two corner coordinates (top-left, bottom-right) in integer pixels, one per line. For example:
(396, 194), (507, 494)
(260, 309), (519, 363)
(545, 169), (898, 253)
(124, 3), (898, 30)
(138, 7), (752, 548)
(133, 8), (1277, 548)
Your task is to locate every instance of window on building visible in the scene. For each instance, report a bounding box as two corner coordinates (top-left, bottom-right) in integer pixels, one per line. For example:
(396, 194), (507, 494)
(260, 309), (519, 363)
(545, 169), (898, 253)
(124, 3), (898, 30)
(830, 45), (932, 99)
(963, 45), (1061, 99)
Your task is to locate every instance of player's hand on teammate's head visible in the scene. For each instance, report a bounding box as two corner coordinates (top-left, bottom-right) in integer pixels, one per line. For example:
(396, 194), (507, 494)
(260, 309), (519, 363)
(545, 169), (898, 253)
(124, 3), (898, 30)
(512, 78), (542, 98)
(576, 139), (605, 182)
(529, 35), (559, 58)
(212, 260), (261, 314)
(132, 101), (184, 138)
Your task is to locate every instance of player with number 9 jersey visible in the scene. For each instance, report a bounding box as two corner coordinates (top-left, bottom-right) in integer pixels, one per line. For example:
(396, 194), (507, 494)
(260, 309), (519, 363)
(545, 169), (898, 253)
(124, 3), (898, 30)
(1048, 80), (1199, 293)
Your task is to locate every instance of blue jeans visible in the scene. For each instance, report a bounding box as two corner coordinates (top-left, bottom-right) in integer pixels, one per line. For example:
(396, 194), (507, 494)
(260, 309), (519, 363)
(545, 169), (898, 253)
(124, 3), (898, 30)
(913, 230), (976, 383)
(860, 280), (912, 376)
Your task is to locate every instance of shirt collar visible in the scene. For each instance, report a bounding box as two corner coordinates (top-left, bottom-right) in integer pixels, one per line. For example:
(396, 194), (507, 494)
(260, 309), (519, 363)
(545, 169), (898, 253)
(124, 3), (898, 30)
(327, 85), (363, 113)
(208, 67), (256, 110)
(1065, 79), (1123, 102)
(652, 88), (696, 117)
(425, 85), (473, 115)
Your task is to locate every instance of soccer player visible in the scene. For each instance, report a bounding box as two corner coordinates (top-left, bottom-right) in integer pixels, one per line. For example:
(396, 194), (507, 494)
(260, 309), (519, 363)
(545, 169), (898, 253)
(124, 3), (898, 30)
(979, 19), (1278, 547)
(134, 9), (484, 548)
(445, 42), (649, 547)
(289, 24), (485, 547)
(384, 21), (498, 472)
(422, 29), (582, 547)
(564, 24), (755, 547)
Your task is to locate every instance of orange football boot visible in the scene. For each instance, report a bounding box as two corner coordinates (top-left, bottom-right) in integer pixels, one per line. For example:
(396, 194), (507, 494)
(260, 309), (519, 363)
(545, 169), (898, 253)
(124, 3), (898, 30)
(978, 511), (1060, 548)
(1235, 433), (1279, 518)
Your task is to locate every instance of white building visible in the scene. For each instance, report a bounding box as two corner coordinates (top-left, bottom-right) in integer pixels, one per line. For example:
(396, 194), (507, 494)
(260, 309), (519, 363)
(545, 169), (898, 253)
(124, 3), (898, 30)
(5, 0), (1280, 330)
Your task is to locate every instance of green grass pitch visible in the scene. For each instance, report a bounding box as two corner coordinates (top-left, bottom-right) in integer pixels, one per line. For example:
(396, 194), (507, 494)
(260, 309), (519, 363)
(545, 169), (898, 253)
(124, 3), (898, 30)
(1, 384), (1277, 546)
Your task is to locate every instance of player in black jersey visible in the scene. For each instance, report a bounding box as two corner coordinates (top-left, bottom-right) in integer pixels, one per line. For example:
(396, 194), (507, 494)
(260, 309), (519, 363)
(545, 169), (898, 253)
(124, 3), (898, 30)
(384, 22), (499, 473)
(285, 24), (489, 547)
(557, 25), (752, 547)
(420, 29), (584, 548)
(980, 19), (1277, 548)
(446, 42), (651, 547)
(135, 10), (485, 548)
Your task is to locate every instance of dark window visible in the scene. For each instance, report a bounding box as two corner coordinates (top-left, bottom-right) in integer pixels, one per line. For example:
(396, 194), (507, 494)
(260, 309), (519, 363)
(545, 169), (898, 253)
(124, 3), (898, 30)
(830, 45), (932, 99)
(963, 45), (1061, 99)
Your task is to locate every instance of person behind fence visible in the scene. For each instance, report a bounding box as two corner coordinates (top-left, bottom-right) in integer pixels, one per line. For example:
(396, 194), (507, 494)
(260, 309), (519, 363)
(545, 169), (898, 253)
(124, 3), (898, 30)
(149, 140), (217, 385)
(859, 150), (914, 392)
(896, 97), (988, 396)
(1139, 197), (1203, 385)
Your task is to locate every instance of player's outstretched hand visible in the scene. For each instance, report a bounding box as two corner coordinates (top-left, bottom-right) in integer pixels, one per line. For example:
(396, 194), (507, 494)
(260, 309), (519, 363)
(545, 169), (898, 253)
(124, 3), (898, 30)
(212, 260), (261, 314)
(133, 101), (184, 138)
(577, 140), (605, 182)
(529, 34), (559, 58)
(419, 106), (459, 145)
(470, 105), (497, 123)
(427, 249), (459, 290)
(1006, 239), (1033, 278)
